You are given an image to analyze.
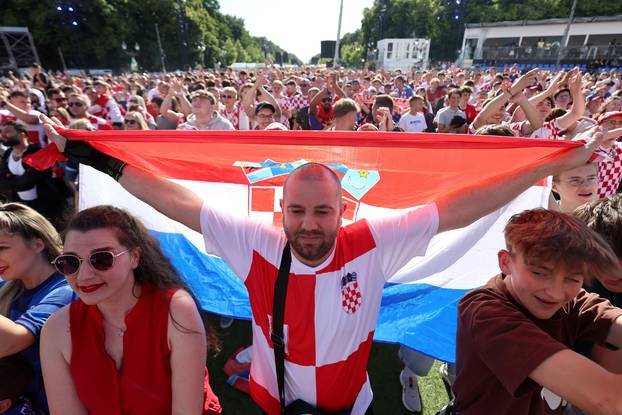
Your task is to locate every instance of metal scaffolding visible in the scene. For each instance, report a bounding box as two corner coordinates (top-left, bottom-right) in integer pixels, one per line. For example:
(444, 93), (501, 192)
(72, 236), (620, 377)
(0, 26), (40, 69)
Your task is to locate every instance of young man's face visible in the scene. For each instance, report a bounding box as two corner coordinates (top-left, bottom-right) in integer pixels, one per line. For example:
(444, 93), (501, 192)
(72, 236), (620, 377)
(256, 108), (275, 130)
(447, 92), (460, 109)
(280, 172), (345, 266)
(552, 164), (599, 213)
(191, 96), (212, 115)
(536, 99), (553, 117)
(555, 91), (572, 108)
(410, 99), (424, 113)
(500, 250), (583, 319)
(9, 95), (30, 111)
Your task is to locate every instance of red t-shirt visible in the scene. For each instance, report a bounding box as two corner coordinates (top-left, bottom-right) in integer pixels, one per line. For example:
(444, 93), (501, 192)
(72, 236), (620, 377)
(69, 285), (221, 415)
(454, 275), (622, 415)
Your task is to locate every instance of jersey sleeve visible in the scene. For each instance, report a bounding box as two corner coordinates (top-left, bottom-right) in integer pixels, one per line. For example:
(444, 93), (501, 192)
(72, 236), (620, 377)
(14, 285), (75, 339)
(459, 292), (568, 397)
(200, 200), (283, 281)
(366, 203), (439, 279)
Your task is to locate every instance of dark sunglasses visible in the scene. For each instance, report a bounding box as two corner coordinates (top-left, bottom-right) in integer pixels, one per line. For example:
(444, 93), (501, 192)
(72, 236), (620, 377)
(322, 97), (333, 102)
(54, 97), (67, 102)
(221, 95), (235, 99)
(68, 102), (84, 107)
(124, 119), (137, 125)
(53, 249), (131, 275)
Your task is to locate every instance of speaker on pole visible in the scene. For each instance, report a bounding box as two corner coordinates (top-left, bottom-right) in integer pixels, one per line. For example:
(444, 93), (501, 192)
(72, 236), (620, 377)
(320, 41), (336, 59)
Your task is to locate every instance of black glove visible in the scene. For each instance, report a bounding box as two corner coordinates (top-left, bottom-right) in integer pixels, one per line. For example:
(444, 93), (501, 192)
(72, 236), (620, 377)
(64, 140), (127, 181)
(449, 115), (467, 128)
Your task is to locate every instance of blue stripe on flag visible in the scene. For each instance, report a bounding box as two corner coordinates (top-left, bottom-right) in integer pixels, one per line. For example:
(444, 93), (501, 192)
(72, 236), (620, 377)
(153, 230), (470, 363)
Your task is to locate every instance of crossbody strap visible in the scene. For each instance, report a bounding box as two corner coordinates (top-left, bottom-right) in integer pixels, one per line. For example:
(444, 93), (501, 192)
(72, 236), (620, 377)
(272, 242), (292, 413)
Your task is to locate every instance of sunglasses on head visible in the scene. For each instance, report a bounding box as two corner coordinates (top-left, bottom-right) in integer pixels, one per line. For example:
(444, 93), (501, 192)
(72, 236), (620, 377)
(68, 102), (84, 107)
(124, 119), (137, 125)
(53, 249), (131, 275)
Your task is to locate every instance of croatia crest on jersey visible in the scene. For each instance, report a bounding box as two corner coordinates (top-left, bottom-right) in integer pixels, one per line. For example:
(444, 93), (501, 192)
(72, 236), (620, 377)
(233, 159), (381, 227)
(340, 272), (362, 314)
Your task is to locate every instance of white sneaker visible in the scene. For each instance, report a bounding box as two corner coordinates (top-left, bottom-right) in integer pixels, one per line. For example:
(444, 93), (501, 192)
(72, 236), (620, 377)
(400, 368), (423, 413)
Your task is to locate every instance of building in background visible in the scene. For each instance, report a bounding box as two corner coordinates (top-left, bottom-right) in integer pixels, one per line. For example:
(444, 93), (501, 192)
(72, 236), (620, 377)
(375, 38), (430, 71)
(461, 15), (622, 69)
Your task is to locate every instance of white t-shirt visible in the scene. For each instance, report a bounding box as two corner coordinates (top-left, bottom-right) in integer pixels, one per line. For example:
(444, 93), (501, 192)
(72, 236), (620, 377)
(200, 202), (439, 414)
(7, 151), (37, 200)
(398, 112), (427, 133)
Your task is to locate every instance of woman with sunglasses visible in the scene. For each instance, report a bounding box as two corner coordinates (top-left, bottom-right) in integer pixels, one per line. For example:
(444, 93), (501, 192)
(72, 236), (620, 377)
(0, 203), (75, 414)
(123, 111), (149, 131)
(41, 205), (221, 415)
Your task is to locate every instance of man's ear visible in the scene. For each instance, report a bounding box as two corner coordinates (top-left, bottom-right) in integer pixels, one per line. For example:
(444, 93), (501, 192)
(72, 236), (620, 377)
(340, 200), (347, 216)
(498, 249), (512, 275)
(279, 198), (284, 212)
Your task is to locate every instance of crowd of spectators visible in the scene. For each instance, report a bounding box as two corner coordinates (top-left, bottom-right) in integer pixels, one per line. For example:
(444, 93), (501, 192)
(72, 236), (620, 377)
(0, 61), (621, 415)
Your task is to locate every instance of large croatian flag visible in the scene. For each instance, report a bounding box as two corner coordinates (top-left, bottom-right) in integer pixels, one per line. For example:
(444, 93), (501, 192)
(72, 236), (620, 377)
(64, 129), (573, 363)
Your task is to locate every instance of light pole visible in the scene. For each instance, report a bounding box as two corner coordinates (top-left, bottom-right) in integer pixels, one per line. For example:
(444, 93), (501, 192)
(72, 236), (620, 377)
(197, 43), (206, 68)
(121, 41), (140, 72)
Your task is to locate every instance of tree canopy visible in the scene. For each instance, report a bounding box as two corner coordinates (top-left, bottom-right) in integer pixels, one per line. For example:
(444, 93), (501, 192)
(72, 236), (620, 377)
(0, 0), (302, 71)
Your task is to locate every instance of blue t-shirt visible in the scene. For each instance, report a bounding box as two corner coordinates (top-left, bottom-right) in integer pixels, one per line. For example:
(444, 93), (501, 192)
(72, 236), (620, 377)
(6, 397), (37, 415)
(2, 273), (76, 414)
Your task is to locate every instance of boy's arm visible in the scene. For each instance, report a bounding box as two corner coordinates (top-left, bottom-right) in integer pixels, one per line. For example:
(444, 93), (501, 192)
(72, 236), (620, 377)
(530, 349), (622, 414)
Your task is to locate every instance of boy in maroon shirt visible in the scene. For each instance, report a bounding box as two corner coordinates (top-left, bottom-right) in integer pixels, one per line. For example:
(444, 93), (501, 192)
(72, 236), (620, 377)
(454, 209), (622, 415)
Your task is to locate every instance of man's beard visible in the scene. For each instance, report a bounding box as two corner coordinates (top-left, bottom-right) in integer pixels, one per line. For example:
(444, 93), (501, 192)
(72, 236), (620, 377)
(285, 226), (339, 263)
(2, 135), (20, 147)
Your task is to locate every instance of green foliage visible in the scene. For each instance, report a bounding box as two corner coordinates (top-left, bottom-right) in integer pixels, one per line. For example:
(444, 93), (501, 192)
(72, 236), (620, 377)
(0, 0), (301, 71)
(342, 0), (622, 62)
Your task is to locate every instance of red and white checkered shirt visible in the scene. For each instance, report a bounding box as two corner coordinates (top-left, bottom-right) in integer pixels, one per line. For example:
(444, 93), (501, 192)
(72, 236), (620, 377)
(69, 115), (112, 131)
(220, 104), (241, 130)
(200, 202), (439, 415)
(288, 94), (309, 112)
(528, 119), (563, 139)
(598, 143), (622, 199)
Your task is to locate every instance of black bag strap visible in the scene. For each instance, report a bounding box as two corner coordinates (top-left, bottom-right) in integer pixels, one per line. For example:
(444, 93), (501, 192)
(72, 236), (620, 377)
(272, 242), (292, 413)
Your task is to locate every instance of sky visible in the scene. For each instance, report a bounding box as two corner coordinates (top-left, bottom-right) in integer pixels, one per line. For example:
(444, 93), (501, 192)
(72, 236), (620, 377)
(219, 0), (375, 63)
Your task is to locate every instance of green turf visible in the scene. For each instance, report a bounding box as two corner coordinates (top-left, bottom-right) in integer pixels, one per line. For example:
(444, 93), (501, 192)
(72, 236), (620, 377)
(205, 316), (451, 414)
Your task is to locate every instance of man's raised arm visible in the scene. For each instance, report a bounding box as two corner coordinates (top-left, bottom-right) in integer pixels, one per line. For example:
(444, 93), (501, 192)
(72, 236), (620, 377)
(436, 130), (605, 233)
(44, 122), (203, 233)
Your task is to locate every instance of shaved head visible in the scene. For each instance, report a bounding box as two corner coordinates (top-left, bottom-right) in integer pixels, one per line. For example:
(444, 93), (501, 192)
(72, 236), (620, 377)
(283, 163), (342, 202)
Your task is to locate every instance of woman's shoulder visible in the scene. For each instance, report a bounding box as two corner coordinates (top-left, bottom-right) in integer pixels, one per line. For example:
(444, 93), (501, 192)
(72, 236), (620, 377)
(41, 303), (71, 344)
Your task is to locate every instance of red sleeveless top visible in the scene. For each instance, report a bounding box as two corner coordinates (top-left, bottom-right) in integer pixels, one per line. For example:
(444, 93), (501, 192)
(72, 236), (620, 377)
(69, 285), (221, 415)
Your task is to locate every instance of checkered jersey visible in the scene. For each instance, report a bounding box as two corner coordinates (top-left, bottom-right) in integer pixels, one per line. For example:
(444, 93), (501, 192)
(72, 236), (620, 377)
(69, 115), (112, 131)
(288, 94), (309, 112)
(529, 119), (563, 139)
(220, 104), (241, 130)
(200, 202), (439, 415)
(598, 143), (622, 199)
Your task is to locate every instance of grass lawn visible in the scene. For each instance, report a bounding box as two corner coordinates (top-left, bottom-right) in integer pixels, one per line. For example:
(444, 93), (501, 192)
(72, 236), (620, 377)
(205, 316), (451, 414)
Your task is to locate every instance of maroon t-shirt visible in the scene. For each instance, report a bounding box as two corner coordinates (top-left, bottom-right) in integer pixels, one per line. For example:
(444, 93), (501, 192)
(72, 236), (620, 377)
(454, 274), (622, 415)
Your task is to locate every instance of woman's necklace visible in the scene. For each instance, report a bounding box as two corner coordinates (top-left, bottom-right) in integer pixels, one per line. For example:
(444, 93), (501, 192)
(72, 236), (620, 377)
(104, 319), (126, 337)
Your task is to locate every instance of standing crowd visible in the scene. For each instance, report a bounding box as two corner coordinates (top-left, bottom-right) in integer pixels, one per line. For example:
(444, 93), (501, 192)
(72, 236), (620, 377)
(0, 61), (620, 415)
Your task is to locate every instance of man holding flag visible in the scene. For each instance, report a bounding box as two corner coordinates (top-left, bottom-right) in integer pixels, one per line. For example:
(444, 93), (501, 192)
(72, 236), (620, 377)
(43, 119), (603, 415)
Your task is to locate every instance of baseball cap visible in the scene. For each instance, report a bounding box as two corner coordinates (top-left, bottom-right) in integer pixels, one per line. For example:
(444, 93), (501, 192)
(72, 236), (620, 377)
(597, 111), (622, 124)
(255, 101), (276, 115)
